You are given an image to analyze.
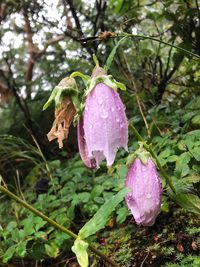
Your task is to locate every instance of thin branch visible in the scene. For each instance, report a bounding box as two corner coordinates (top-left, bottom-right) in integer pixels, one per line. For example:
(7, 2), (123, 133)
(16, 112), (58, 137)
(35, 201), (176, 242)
(66, 0), (83, 36)
(79, 32), (200, 60)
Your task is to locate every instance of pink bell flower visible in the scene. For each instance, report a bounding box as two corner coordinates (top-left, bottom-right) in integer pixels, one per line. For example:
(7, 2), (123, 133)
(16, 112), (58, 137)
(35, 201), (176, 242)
(125, 158), (162, 226)
(78, 67), (128, 168)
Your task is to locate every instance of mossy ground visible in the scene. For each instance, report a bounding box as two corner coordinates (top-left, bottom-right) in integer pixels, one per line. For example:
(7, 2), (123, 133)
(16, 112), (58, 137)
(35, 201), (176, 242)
(90, 205), (200, 267)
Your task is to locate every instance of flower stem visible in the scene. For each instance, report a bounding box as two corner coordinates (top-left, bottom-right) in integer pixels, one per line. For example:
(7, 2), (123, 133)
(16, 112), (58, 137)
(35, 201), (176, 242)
(0, 185), (120, 267)
(129, 123), (175, 192)
(115, 33), (200, 60)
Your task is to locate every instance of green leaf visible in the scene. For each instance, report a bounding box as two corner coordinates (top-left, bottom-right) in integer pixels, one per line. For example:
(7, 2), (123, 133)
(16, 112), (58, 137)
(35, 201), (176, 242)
(114, 0), (124, 13)
(90, 185), (104, 200)
(175, 152), (191, 178)
(16, 241), (27, 257)
(93, 54), (99, 67)
(183, 173), (200, 184)
(45, 242), (59, 258)
(79, 188), (129, 239)
(170, 192), (200, 215)
(72, 238), (89, 267)
(104, 37), (126, 71)
(3, 245), (16, 263)
(116, 206), (129, 224)
(192, 114), (200, 126)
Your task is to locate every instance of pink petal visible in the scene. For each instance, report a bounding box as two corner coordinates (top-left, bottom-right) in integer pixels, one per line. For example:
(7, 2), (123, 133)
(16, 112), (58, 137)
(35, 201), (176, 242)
(83, 83), (128, 167)
(77, 118), (97, 168)
(125, 158), (162, 226)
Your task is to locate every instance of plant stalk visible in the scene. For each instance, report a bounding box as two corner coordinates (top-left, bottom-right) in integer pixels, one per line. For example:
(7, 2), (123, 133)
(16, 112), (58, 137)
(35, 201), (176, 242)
(0, 185), (120, 267)
(129, 123), (175, 192)
(115, 33), (200, 60)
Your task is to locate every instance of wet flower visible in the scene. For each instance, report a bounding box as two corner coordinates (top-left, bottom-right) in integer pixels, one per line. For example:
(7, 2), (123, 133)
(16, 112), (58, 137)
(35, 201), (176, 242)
(125, 157), (162, 226)
(78, 67), (128, 168)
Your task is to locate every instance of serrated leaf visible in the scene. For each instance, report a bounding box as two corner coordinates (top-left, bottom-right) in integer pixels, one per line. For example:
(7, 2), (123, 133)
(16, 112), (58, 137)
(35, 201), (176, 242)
(79, 188), (129, 239)
(170, 192), (200, 215)
(183, 173), (200, 184)
(72, 238), (89, 267)
(3, 245), (16, 263)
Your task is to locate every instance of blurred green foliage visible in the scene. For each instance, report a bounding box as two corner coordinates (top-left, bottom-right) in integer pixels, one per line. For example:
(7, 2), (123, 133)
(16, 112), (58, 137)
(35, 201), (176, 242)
(0, 0), (200, 266)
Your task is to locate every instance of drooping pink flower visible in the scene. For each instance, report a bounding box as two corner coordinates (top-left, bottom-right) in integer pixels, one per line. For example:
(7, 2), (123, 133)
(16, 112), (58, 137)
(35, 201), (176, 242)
(125, 158), (162, 226)
(78, 68), (128, 168)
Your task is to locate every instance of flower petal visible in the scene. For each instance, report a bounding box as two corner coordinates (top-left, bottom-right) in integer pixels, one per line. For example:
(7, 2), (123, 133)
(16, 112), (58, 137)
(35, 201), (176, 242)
(83, 83), (128, 167)
(77, 118), (96, 168)
(125, 158), (162, 226)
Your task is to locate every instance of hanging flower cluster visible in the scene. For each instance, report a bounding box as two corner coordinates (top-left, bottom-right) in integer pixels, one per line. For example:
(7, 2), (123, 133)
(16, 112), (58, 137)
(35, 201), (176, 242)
(44, 60), (163, 227)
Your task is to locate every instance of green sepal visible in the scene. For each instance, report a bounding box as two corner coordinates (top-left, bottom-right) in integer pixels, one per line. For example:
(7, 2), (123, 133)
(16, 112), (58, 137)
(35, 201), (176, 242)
(126, 142), (151, 166)
(43, 81), (80, 112)
(126, 153), (137, 167)
(72, 238), (89, 267)
(85, 74), (126, 96)
(70, 71), (90, 83)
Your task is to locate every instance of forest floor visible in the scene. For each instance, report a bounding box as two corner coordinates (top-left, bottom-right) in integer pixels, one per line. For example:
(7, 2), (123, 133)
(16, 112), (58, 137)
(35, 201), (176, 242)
(2, 205), (199, 267)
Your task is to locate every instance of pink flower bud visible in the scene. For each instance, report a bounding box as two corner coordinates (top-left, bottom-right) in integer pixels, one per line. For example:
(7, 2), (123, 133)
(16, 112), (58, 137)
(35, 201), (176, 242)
(125, 158), (162, 226)
(78, 82), (128, 168)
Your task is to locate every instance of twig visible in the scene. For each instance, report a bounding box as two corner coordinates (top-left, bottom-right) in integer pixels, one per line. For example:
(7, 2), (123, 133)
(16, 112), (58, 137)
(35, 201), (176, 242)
(79, 32), (200, 60)
(140, 252), (149, 267)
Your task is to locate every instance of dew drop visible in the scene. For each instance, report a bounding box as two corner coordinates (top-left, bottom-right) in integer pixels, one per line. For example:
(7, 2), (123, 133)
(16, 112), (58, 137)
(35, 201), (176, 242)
(116, 118), (120, 123)
(85, 106), (88, 111)
(101, 113), (108, 119)
(98, 99), (103, 105)
(118, 107), (121, 111)
(146, 193), (151, 199)
(120, 123), (124, 128)
(111, 108), (115, 112)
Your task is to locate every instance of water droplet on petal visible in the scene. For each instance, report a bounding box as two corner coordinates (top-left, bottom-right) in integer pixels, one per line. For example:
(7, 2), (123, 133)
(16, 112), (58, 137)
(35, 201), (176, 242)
(111, 108), (115, 112)
(118, 107), (121, 111)
(85, 106), (88, 111)
(147, 193), (151, 199)
(101, 112), (108, 119)
(116, 118), (120, 123)
(98, 99), (103, 105)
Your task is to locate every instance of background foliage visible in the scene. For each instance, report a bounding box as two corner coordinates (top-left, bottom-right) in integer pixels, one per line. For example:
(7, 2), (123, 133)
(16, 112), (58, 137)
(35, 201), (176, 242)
(0, 0), (200, 266)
